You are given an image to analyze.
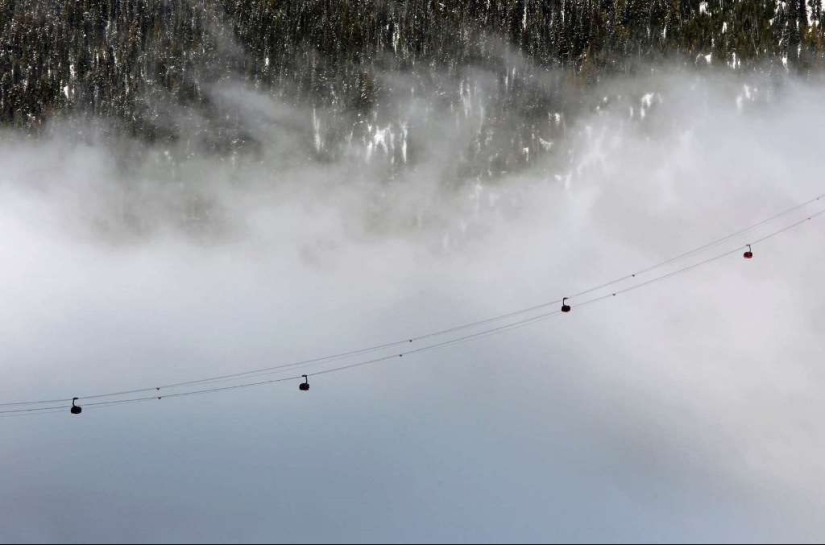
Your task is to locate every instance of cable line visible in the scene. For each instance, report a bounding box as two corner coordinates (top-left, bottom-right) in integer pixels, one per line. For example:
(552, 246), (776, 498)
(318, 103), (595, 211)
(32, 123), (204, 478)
(0, 197), (823, 416)
(24, 240), (755, 415)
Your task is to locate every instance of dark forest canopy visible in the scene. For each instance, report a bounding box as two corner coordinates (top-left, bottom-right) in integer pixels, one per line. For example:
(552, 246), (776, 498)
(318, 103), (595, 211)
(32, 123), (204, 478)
(1, 0), (823, 148)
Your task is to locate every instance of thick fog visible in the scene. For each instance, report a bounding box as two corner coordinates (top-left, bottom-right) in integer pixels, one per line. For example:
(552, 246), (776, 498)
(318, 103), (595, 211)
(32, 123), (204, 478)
(1, 68), (825, 543)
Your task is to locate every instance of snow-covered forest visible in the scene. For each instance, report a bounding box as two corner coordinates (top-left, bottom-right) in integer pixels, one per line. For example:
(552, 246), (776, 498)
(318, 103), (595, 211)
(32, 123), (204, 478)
(1, 0), (824, 175)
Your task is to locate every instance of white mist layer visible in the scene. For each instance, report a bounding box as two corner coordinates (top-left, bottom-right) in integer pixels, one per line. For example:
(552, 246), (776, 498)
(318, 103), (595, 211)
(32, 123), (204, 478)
(1, 72), (824, 542)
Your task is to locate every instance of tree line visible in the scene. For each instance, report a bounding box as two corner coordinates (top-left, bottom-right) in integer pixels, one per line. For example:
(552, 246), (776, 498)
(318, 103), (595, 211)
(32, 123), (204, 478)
(1, 0), (823, 136)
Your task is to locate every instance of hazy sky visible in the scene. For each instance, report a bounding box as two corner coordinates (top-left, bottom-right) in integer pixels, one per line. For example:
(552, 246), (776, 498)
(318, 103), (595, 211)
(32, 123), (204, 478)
(1, 71), (824, 543)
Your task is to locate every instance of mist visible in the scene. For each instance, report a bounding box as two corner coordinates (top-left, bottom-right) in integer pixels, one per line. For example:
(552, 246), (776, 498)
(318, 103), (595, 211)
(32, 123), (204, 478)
(2, 66), (825, 543)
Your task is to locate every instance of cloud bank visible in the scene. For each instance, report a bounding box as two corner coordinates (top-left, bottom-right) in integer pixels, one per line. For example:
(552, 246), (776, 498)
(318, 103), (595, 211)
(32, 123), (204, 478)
(1, 67), (824, 543)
